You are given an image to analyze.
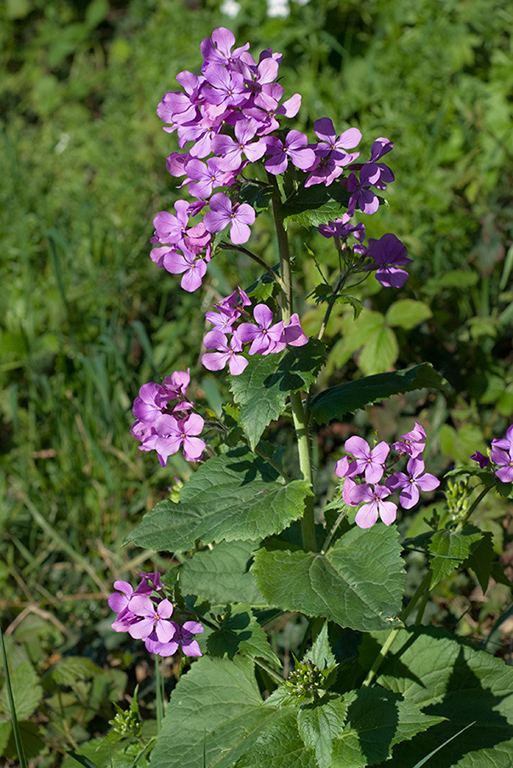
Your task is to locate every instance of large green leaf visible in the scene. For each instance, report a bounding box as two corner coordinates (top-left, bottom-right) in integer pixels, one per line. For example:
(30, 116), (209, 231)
(310, 363), (450, 425)
(252, 524), (404, 631)
(237, 710), (316, 767)
(428, 526), (484, 586)
(331, 688), (445, 767)
(361, 626), (513, 767)
(230, 340), (326, 449)
(148, 656), (282, 768)
(205, 603), (280, 666)
(178, 540), (265, 606)
(126, 451), (310, 551)
(238, 689), (441, 768)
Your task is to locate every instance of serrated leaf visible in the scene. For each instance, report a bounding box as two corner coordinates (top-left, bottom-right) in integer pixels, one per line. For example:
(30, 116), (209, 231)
(252, 524), (404, 632)
(297, 696), (349, 768)
(386, 299), (432, 330)
(331, 687), (445, 767)
(238, 181), (274, 212)
(126, 451), (310, 551)
(428, 526), (484, 586)
(0, 659), (42, 720)
(50, 656), (102, 686)
(237, 709), (315, 767)
(363, 625), (513, 767)
(230, 341), (326, 448)
(281, 183), (351, 229)
(305, 622), (337, 670)
(148, 656), (281, 768)
(179, 540), (265, 605)
(463, 530), (494, 593)
(336, 294), (362, 320)
(310, 363), (450, 425)
(206, 603), (280, 666)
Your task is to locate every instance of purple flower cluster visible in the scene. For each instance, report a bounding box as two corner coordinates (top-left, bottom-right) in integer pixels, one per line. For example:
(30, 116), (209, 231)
(109, 573), (203, 657)
(471, 424), (513, 483)
(150, 27), (370, 292)
(131, 370), (206, 466)
(319, 217), (412, 289)
(201, 287), (308, 375)
(335, 422), (440, 528)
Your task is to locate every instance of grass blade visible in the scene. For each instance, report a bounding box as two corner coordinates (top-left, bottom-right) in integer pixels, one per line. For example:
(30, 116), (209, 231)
(412, 721), (475, 767)
(66, 751), (101, 768)
(0, 626), (28, 768)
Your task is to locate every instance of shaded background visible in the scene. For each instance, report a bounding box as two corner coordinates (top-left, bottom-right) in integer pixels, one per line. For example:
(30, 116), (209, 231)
(1, 0), (512, 762)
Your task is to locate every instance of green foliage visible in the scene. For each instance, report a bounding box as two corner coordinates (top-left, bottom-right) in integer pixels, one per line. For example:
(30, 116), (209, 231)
(252, 524), (404, 632)
(230, 340), (326, 448)
(126, 450), (311, 551)
(311, 363), (449, 424)
(362, 626), (513, 766)
(179, 539), (265, 606)
(2, 0), (513, 764)
(205, 603), (280, 666)
(148, 656), (279, 768)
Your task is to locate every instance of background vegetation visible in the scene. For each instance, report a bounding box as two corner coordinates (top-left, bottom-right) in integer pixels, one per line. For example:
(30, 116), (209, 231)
(1, 0), (512, 763)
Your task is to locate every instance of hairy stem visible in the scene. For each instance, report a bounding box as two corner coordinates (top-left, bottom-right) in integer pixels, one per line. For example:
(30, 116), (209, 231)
(270, 179), (317, 551)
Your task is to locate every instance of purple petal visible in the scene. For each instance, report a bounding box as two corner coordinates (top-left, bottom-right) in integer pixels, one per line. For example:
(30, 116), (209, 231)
(355, 502), (379, 529)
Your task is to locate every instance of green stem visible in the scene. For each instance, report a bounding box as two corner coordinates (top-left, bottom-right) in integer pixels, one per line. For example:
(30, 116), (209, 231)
(362, 571), (432, 688)
(290, 391), (317, 551)
(270, 188), (293, 322)
(154, 655), (163, 731)
(269, 179), (316, 551)
(456, 485), (492, 530)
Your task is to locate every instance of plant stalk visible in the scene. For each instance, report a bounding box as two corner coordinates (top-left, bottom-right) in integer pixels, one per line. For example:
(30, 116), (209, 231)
(362, 571), (432, 687)
(271, 182), (316, 551)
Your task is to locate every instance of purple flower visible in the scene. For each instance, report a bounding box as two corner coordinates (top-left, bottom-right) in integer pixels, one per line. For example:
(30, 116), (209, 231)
(386, 458), (440, 509)
(365, 233), (412, 288)
(213, 119), (267, 172)
(202, 63), (247, 109)
(200, 27), (250, 68)
(127, 595), (176, 642)
(346, 165), (381, 215)
(109, 573), (164, 634)
(392, 422), (426, 458)
(351, 483), (398, 528)
(185, 157), (228, 199)
(144, 620), (204, 657)
(344, 436), (390, 483)
(202, 330), (249, 375)
(265, 130), (316, 175)
(491, 424), (513, 452)
(141, 413), (206, 465)
(155, 246), (208, 292)
(236, 304), (284, 355)
(491, 442), (513, 483)
(203, 193), (255, 245)
(152, 201), (192, 247)
(305, 119), (361, 187)
(281, 313), (309, 347)
(132, 382), (168, 425)
(471, 451), (489, 468)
